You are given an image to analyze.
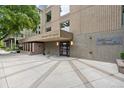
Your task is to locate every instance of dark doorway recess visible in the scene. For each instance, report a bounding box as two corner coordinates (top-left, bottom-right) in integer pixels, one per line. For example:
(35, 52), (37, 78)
(59, 41), (70, 57)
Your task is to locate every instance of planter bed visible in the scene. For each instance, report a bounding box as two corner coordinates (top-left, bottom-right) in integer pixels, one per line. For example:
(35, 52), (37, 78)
(116, 59), (124, 74)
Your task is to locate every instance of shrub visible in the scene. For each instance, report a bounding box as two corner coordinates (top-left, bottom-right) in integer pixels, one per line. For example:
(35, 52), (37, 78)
(5, 48), (12, 51)
(0, 40), (5, 49)
(120, 52), (124, 59)
(0, 46), (5, 49)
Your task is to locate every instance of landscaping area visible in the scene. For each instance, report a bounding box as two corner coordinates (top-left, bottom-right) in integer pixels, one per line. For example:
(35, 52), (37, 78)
(0, 41), (20, 54)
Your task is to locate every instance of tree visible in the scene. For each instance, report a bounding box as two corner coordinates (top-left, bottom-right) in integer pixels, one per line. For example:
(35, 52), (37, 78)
(0, 5), (40, 40)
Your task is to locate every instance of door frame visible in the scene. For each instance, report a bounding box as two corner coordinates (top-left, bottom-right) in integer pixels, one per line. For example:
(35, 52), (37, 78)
(59, 41), (70, 57)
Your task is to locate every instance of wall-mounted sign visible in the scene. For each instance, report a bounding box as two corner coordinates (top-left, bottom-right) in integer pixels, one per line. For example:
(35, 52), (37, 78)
(96, 36), (123, 45)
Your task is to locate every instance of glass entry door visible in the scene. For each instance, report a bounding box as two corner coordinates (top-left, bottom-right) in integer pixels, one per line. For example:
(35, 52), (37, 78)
(59, 42), (70, 56)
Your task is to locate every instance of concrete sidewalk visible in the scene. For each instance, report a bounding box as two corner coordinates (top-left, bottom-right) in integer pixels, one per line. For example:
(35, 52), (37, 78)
(0, 54), (124, 88)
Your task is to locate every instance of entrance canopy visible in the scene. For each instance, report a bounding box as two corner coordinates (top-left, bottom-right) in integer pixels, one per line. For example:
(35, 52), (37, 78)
(4, 37), (14, 42)
(19, 30), (73, 43)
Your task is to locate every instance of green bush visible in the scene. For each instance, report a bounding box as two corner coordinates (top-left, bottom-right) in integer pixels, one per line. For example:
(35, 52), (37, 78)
(120, 52), (124, 59)
(5, 48), (12, 51)
(0, 46), (5, 49)
(0, 40), (5, 49)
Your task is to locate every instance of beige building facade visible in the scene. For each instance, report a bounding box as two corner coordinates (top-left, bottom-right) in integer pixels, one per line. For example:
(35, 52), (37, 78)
(19, 5), (124, 62)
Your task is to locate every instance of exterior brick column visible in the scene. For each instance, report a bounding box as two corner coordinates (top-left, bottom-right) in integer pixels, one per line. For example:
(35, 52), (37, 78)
(10, 39), (13, 49)
(27, 43), (30, 52)
(23, 43), (24, 51)
(29, 43), (32, 52)
(26, 43), (27, 51)
(24, 43), (25, 51)
(32, 43), (34, 52)
(25, 43), (26, 51)
(31, 43), (32, 52)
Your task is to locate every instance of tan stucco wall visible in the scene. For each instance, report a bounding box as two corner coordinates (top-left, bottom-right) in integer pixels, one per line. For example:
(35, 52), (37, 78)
(42, 5), (60, 33)
(41, 5), (122, 38)
(69, 5), (123, 62)
(70, 30), (124, 62)
(45, 42), (59, 56)
(70, 5), (122, 34)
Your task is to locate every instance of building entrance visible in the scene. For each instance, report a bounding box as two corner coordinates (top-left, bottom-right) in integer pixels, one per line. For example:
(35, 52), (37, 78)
(59, 42), (70, 57)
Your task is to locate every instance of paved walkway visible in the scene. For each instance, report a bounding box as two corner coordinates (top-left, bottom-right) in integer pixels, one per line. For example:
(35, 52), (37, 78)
(0, 49), (10, 55)
(0, 54), (124, 88)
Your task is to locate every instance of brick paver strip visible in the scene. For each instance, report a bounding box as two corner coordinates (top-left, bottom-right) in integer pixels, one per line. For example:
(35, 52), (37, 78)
(77, 59), (124, 82)
(0, 62), (9, 88)
(30, 61), (61, 88)
(0, 60), (50, 69)
(0, 60), (52, 79)
(69, 61), (94, 88)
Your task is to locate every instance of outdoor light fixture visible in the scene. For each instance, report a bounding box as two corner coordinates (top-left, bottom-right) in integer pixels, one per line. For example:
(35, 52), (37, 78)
(56, 42), (59, 46)
(70, 41), (73, 45)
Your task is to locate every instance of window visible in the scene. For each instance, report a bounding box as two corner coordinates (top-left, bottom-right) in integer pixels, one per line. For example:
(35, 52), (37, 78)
(122, 6), (124, 25)
(36, 30), (40, 34)
(46, 27), (51, 32)
(39, 26), (40, 29)
(46, 11), (51, 22)
(60, 5), (70, 16)
(60, 20), (70, 32)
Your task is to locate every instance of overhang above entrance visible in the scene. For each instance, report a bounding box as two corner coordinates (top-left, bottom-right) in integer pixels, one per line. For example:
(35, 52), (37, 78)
(4, 37), (14, 42)
(19, 30), (73, 43)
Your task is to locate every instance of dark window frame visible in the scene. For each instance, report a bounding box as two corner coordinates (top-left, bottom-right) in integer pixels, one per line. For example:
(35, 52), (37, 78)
(46, 11), (51, 22)
(46, 27), (51, 32)
(60, 20), (70, 32)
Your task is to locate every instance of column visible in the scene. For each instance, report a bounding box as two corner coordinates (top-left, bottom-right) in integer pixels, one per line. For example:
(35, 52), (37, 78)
(43, 43), (45, 55)
(22, 43), (24, 51)
(25, 43), (26, 51)
(26, 43), (28, 51)
(10, 39), (13, 49)
(24, 43), (25, 51)
(32, 43), (34, 52)
(25, 43), (27, 51)
(28, 43), (30, 51)
(30, 43), (32, 52)
(15, 37), (16, 48)
(4, 42), (6, 48)
(31, 43), (32, 52)
(27, 43), (28, 51)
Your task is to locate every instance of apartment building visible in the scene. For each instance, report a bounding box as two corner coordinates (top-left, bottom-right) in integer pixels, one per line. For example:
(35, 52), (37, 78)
(3, 29), (36, 49)
(4, 34), (22, 49)
(19, 5), (124, 62)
